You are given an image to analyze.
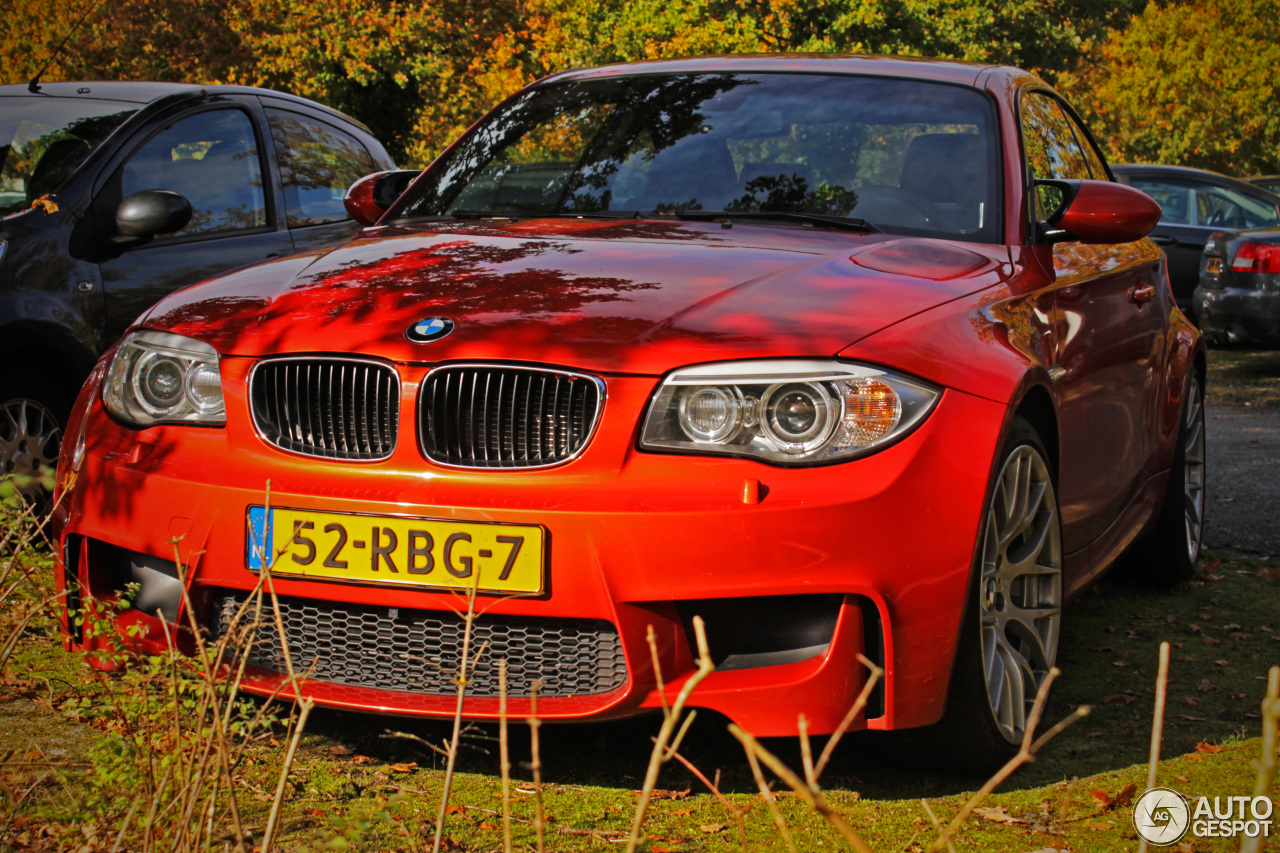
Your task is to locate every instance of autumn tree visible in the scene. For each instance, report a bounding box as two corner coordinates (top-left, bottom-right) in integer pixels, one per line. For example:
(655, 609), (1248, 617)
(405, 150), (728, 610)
(1061, 0), (1280, 174)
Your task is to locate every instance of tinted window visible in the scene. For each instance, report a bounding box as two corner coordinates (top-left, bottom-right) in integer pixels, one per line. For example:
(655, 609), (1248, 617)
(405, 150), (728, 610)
(1131, 177), (1280, 229)
(121, 109), (267, 237)
(0, 98), (136, 215)
(267, 108), (375, 227)
(1021, 92), (1091, 220)
(1061, 109), (1109, 179)
(394, 74), (1003, 242)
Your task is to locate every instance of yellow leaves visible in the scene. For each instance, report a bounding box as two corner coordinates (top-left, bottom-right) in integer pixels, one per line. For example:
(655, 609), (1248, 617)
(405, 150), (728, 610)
(29, 195), (59, 214)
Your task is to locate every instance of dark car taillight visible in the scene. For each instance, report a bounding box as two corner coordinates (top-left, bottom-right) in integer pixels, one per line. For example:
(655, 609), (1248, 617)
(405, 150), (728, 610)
(1231, 241), (1280, 274)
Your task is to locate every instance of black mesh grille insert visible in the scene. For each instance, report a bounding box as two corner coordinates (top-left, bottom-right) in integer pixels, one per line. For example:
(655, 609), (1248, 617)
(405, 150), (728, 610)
(209, 593), (628, 697)
(250, 358), (399, 460)
(419, 366), (602, 468)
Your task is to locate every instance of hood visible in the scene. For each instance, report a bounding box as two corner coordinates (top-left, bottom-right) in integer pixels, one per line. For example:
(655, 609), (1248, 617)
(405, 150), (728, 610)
(139, 218), (1013, 376)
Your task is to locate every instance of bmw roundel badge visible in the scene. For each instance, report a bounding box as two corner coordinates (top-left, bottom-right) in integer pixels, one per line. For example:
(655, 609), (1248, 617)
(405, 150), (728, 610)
(406, 317), (456, 343)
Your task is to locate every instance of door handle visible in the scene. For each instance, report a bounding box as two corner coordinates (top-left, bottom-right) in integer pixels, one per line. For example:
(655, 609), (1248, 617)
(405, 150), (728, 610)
(1128, 284), (1156, 305)
(1150, 234), (1178, 247)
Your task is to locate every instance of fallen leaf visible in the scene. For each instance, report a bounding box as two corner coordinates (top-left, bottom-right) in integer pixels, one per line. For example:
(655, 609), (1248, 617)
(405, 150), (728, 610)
(350, 754), (373, 765)
(1086, 732), (1105, 738)
(1174, 774), (1189, 783)
(1195, 742), (1222, 754)
(1204, 636), (1222, 646)
(388, 762), (418, 773)
(1178, 715), (1206, 721)
(974, 806), (1025, 824)
(1167, 614), (1185, 623)
(310, 808), (326, 818)
(1229, 632), (1252, 640)
(1259, 626), (1273, 632)
(479, 822), (498, 831)
(1223, 623), (1242, 630)
(1111, 660), (1128, 667)
(699, 824), (728, 833)
(1188, 754), (1205, 762)
(30, 195), (59, 214)
(1183, 696), (1198, 706)
(1260, 568), (1280, 582)
(1214, 659), (1230, 666)
(1176, 842), (1195, 853)
(1103, 693), (1137, 704)
(670, 808), (695, 817)
(1084, 819), (1116, 831)
(1204, 558), (1221, 574)
(327, 745), (356, 756)
(1198, 679), (1219, 693)
(630, 788), (691, 800)
(1090, 782), (1136, 811)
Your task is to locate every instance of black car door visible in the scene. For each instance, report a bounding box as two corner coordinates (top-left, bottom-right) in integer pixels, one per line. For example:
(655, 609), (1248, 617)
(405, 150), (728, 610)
(90, 97), (294, 342)
(260, 100), (393, 253)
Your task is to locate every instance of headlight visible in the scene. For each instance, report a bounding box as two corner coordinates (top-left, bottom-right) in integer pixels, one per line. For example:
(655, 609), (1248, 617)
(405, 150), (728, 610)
(640, 359), (940, 465)
(104, 330), (225, 426)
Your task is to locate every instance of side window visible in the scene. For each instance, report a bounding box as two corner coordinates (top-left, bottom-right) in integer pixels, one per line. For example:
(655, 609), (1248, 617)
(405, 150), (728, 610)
(1020, 92), (1091, 221)
(121, 109), (267, 237)
(267, 109), (375, 227)
(1130, 179), (1192, 225)
(1195, 186), (1280, 229)
(1062, 111), (1110, 180)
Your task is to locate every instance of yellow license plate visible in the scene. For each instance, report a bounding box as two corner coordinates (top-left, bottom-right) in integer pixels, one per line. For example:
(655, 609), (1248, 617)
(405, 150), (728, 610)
(246, 506), (544, 594)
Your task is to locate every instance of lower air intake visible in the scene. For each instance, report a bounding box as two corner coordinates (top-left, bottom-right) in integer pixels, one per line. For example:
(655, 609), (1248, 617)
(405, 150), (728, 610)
(209, 593), (627, 697)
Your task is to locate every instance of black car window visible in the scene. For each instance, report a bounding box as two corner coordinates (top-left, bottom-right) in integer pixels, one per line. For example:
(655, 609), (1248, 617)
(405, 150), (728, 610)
(1195, 185), (1279, 229)
(1130, 179), (1193, 225)
(1020, 92), (1091, 220)
(121, 108), (267, 237)
(0, 98), (137, 215)
(266, 108), (375, 228)
(392, 73), (1003, 243)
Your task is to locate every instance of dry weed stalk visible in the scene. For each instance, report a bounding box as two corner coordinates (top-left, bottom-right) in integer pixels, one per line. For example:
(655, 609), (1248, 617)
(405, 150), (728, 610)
(430, 575), (486, 853)
(528, 678), (547, 853)
(499, 659), (514, 853)
(624, 618), (715, 853)
(742, 739), (798, 853)
(1137, 641), (1172, 853)
(658, 740), (760, 848)
(731, 725), (875, 853)
(926, 667), (1091, 853)
(813, 653), (883, 781)
(1241, 665), (1280, 853)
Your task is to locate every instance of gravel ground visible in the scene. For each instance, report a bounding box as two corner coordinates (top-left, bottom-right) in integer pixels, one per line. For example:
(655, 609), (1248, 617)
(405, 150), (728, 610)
(1204, 402), (1280, 560)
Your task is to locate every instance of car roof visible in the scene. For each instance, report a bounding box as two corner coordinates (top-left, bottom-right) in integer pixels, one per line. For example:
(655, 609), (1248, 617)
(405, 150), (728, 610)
(1111, 163), (1240, 181)
(0, 80), (369, 131)
(539, 53), (1034, 90)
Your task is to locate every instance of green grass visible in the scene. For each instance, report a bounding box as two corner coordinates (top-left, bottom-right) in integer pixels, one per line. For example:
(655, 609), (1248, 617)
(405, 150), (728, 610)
(1206, 346), (1280, 408)
(3, 551), (1276, 852)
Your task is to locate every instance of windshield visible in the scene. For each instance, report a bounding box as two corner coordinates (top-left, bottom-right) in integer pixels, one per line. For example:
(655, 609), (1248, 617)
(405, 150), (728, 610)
(393, 73), (1002, 241)
(0, 97), (138, 216)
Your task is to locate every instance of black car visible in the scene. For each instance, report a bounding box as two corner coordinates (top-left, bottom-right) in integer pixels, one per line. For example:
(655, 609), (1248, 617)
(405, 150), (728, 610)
(1196, 227), (1280, 347)
(1246, 175), (1280, 195)
(0, 81), (394, 484)
(1111, 164), (1280, 317)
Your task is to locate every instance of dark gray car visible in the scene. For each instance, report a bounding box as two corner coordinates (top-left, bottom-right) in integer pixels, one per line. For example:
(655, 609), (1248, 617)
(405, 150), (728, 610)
(1111, 164), (1280, 318)
(0, 81), (394, 486)
(1196, 227), (1280, 347)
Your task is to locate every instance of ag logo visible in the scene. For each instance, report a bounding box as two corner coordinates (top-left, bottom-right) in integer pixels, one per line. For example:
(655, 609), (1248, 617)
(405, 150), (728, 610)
(406, 317), (456, 343)
(1134, 787), (1190, 846)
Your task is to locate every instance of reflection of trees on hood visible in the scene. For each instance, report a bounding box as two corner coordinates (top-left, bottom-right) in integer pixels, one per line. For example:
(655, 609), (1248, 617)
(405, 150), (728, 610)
(292, 239), (662, 323)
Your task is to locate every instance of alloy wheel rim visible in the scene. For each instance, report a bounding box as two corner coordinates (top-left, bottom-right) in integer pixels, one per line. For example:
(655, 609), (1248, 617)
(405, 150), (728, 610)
(1183, 375), (1206, 563)
(0, 398), (62, 494)
(979, 444), (1063, 745)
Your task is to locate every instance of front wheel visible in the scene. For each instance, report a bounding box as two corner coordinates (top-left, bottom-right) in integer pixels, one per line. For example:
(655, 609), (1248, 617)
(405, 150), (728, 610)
(0, 369), (70, 505)
(920, 419), (1063, 773)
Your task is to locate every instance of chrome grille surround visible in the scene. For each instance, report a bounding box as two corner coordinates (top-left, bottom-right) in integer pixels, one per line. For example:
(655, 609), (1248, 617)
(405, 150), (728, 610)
(209, 592), (628, 697)
(249, 357), (400, 461)
(418, 364), (605, 469)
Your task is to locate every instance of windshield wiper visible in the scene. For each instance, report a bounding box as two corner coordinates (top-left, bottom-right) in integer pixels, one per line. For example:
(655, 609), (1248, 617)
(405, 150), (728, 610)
(657, 210), (879, 233)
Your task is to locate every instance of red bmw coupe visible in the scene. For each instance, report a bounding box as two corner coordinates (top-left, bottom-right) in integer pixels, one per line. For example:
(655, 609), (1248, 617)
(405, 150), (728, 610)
(53, 55), (1205, 770)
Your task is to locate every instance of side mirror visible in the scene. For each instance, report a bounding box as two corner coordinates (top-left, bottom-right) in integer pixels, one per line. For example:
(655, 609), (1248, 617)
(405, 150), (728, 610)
(115, 189), (193, 240)
(343, 170), (423, 227)
(1036, 179), (1161, 244)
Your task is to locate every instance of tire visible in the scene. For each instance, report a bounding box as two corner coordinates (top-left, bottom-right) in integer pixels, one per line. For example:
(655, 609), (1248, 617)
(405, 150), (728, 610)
(1122, 372), (1206, 585)
(0, 369), (71, 505)
(914, 418), (1064, 774)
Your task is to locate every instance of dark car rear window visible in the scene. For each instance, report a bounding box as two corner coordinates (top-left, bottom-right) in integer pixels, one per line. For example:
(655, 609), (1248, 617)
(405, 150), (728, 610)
(0, 97), (136, 215)
(393, 73), (1003, 243)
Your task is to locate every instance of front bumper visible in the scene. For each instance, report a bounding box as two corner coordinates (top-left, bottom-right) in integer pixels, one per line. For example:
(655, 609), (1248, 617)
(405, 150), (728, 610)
(54, 361), (1004, 736)
(1194, 285), (1280, 347)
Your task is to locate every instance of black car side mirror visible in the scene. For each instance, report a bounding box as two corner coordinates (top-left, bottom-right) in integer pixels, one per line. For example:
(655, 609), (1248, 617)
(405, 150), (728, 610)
(115, 190), (193, 242)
